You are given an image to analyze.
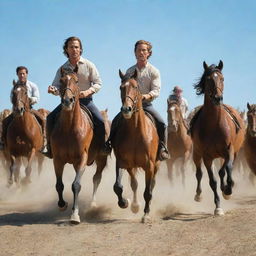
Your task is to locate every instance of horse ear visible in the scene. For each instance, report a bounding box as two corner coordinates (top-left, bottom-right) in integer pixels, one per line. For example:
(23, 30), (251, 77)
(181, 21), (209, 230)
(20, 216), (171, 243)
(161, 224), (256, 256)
(119, 69), (125, 80)
(73, 65), (78, 73)
(247, 102), (251, 111)
(218, 60), (223, 71)
(203, 61), (208, 70)
(13, 80), (16, 86)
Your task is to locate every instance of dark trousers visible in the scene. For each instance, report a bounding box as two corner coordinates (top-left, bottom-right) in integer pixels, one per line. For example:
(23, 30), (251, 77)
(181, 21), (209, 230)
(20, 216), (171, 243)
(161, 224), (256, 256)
(46, 98), (105, 145)
(109, 102), (167, 144)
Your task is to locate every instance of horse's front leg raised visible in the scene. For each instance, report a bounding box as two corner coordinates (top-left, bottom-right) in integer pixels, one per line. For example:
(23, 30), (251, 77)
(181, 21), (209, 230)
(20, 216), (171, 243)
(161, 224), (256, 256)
(54, 159), (68, 212)
(71, 155), (87, 224)
(113, 161), (129, 209)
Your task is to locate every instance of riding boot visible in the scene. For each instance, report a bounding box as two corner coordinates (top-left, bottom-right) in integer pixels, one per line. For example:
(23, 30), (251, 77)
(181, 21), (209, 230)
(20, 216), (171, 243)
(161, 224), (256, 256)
(103, 113), (121, 155)
(157, 126), (170, 161)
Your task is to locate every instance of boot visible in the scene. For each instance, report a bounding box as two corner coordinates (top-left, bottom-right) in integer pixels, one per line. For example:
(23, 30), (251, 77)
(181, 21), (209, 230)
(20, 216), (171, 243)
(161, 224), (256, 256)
(158, 141), (170, 161)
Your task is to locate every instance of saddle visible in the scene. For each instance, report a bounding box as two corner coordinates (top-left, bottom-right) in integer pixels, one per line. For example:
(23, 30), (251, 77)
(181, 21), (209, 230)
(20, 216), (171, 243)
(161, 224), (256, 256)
(189, 104), (241, 135)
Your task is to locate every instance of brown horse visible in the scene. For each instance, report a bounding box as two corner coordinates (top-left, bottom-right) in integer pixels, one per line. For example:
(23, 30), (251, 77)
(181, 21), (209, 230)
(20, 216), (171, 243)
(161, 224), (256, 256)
(190, 61), (245, 215)
(167, 100), (192, 186)
(4, 81), (44, 186)
(50, 68), (108, 224)
(112, 70), (160, 223)
(244, 103), (256, 177)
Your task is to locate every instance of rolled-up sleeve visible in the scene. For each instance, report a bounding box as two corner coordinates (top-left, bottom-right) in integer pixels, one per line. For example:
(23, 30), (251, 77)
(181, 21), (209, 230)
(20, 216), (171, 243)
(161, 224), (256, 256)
(30, 82), (40, 104)
(52, 67), (62, 89)
(89, 63), (102, 93)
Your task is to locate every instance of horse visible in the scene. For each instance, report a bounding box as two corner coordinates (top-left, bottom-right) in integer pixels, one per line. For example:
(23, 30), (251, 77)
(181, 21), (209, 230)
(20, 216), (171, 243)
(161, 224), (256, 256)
(244, 103), (256, 178)
(190, 60), (245, 215)
(100, 108), (111, 141)
(50, 67), (108, 224)
(4, 81), (44, 186)
(111, 70), (160, 223)
(167, 100), (192, 186)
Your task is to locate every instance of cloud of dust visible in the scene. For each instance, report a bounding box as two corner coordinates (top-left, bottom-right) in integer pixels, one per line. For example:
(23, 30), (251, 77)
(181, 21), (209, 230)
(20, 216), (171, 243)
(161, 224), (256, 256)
(0, 155), (255, 222)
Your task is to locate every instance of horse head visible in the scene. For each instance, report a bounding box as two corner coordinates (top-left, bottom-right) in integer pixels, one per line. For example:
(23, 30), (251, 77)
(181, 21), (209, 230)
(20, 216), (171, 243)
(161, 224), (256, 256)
(194, 60), (224, 105)
(59, 66), (79, 111)
(119, 69), (141, 119)
(11, 80), (30, 116)
(247, 103), (256, 137)
(168, 101), (182, 132)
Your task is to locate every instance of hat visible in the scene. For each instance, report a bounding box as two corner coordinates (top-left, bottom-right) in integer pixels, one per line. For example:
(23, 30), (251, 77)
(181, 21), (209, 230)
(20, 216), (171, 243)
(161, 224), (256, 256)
(173, 86), (183, 93)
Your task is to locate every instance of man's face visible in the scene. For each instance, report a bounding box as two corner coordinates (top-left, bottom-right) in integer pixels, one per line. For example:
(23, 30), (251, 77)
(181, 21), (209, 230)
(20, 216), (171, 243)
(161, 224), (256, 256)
(66, 40), (81, 59)
(135, 43), (150, 62)
(17, 69), (28, 83)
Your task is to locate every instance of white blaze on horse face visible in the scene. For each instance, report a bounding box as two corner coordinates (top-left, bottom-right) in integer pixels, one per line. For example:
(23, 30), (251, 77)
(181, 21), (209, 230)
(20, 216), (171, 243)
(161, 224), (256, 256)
(17, 88), (21, 91)
(214, 73), (218, 77)
(125, 82), (129, 86)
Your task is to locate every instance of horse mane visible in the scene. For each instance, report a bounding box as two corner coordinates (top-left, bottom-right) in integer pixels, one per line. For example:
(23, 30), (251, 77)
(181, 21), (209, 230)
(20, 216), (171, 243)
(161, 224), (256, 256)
(193, 64), (223, 96)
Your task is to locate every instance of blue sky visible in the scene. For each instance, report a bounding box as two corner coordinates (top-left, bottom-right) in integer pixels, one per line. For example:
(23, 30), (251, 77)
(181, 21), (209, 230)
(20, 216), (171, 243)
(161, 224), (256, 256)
(0, 0), (255, 120)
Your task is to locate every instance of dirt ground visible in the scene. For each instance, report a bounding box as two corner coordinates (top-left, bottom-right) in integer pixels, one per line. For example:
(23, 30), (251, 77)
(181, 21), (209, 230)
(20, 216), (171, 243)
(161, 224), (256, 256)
(0, 156), (256, 256)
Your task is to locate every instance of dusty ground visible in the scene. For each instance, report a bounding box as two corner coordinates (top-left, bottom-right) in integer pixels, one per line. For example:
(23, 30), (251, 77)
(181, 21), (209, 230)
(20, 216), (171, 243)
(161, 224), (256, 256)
(0, 156), (256, 256)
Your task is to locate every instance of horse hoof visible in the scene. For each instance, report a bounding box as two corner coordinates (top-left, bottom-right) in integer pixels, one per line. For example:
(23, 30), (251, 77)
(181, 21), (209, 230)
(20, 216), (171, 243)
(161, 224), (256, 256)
(214, 208), (224, 216)
(118, 198), (130, 209)
(222, 192), (231, 200)
(194, 194), (202, 202)
(59, 202), (68, 211)
(70, 210), (80, 224)
(7, 180), (13, 188)
(21, 177), (31, 186)
(141, 214), (152, 223)
(131, 202), (140, 214)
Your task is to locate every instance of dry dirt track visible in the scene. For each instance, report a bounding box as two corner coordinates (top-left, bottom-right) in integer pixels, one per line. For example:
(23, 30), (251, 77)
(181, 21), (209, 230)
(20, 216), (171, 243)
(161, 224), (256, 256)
(0, 156), (256, 256)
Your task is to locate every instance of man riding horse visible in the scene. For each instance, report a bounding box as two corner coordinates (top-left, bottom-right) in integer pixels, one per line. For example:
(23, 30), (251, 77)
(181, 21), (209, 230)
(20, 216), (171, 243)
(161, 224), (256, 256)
(0, 66), (46, 150)
(45, 36), (107, 158)
(105, 40), (170, 161)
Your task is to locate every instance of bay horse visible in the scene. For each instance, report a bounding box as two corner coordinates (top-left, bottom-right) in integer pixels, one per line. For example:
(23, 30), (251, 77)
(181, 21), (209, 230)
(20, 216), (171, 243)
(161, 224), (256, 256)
(4, 81), (44, 186)
(112, 70), (160, 223)
(50, 68), (108, 224)
(190, 60), (245, 215)
(244, 103), (256, 177)
(167, 100), (192, 186)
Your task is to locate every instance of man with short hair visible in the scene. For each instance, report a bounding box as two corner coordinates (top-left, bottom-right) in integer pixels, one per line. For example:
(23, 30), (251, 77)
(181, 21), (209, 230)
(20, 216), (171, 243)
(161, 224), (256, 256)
(0, 66), (46, 150)
(105, 40), (170, 161)
(45, 36), (106, 158)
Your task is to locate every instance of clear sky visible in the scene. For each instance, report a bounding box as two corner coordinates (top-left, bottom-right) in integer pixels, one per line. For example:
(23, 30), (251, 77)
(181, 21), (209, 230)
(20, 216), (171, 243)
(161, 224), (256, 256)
(1, 0), (255, 121)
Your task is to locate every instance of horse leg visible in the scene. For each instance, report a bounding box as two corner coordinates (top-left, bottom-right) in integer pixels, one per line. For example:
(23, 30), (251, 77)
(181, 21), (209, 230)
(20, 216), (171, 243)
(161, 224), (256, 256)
(22, 149), (36, 185)
(91, 155), (107, 208)
(36, 152), (44, 176)
(204, 159), (224, 216)
(142, 163), (155, 223)
(113, 162), (129, 209)
(127, 168), (140, 214)
(54, 160), (68, 211)
(193, 153), (203, 202)
(166, 158), (175, 184)
(181, 151), (190, 187)
(8, 156), (21, 187)
(70, 156), (87, 224)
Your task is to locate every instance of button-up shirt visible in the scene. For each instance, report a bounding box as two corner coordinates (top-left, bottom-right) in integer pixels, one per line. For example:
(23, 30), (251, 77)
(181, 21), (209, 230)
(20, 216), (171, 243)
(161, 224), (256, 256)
(52, 57), (102, 93)
(126, 62), (161, 101)
(11, 80), (40, 105)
